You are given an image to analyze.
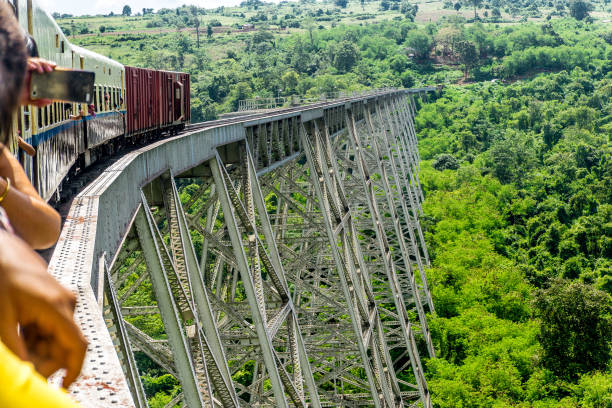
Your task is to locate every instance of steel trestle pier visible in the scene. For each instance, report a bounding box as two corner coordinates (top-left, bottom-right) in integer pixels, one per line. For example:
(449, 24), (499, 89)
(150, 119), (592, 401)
(48, 88), (436, 408)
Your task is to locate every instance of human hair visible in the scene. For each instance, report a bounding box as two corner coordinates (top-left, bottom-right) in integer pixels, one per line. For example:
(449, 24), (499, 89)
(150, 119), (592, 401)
(0, 1), (27, 145)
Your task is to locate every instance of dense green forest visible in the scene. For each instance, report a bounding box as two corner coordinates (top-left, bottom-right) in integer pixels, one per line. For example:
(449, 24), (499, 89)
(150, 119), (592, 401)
(63, 0), (612, 406)
(417, 71), (611, 407)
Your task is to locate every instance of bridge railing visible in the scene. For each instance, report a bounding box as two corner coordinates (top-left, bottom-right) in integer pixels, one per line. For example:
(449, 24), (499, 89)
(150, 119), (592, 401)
(236, 87), (430, 111)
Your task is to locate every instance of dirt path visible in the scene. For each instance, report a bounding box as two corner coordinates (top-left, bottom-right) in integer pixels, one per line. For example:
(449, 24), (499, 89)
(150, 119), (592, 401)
(73, 25), (255, 39)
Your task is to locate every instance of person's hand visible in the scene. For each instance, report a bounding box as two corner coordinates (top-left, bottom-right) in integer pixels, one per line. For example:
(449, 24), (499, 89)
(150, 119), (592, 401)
(17, 137), (35, 156)
(0, 231), (87, 388)
(20, 57), (56, 107)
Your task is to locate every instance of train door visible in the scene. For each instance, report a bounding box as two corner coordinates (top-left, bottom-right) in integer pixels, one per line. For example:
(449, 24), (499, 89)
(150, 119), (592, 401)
(173, 80), (184, 122)
(167, 76), (172, 125)
(147, 71), (153, 129)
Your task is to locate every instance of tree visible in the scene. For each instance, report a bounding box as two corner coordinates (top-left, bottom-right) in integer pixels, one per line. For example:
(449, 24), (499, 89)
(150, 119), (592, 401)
(454, 2), (461, 12)
(456, 40), (478, 77)
(303, 16), (316, 46)
(281, 70), (299, 93)
(333, 41), (359, 72)
(122, 5), (131, 16)
(400, 71), (415, 88)
(433, 154), (460, 170)
(534, 281), (612, 379)
(435, 26), (463, 58)
(468, 0), (482, 19)
(190, 6), (201, 48)
(361, 0), (365, 10)
(334, 0), (348, 8)
(401, 2), (418, 20)
(406, 30), (433, 60)
(207, 25), (213, 38)
(569, 0), (594, 20)
(389, 54), (409, 73)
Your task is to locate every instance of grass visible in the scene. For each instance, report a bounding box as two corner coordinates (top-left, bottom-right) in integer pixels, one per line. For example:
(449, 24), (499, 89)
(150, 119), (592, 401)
(57, 0), (612, 66)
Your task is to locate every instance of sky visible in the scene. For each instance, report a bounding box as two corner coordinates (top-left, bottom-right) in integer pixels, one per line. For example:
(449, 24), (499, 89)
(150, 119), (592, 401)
(39, 0), (294, 17)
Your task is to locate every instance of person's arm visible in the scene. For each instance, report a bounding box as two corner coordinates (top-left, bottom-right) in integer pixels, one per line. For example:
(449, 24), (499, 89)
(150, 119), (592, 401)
(0, 230), (87, 387)
(0, 146), (61, 249)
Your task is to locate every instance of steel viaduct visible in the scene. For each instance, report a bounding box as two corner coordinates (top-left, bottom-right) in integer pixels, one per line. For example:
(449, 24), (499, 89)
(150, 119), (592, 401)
(48, 87), (437, 408)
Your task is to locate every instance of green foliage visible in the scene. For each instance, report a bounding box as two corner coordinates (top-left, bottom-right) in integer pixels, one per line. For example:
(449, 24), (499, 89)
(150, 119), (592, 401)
(142, 373), (179, 396)
(534, 280), (612, 379)
(569, 0), (594, 20)
(406, 29), (433, 59)
(333, 40), (360, 72)
(418, 61), (611, 405)
(433, 154), (459, 170)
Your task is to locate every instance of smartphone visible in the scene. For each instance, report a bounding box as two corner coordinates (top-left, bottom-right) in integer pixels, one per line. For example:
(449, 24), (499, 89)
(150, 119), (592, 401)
(30, 69), (95, 104)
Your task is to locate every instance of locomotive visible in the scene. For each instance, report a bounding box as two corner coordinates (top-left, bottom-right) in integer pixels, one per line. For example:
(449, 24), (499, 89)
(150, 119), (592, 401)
(6, 0), (191, 202)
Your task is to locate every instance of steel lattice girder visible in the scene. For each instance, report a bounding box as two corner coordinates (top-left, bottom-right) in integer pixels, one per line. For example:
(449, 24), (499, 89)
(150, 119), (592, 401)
(61, 90), (436, 408)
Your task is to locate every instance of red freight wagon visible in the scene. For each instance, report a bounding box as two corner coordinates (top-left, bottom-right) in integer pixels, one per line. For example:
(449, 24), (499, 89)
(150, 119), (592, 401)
(125, 66), (190, 136)
(125, 66), (158, 136)
(159, 70), (190, 126)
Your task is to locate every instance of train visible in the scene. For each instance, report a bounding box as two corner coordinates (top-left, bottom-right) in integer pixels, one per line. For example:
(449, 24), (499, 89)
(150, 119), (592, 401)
(6, 0), (191, 202)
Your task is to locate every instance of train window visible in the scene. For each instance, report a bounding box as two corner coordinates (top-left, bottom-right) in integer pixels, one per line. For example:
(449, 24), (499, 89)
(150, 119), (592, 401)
(55, 34), (59, 48)
(93, 85), (99, 112)
(99, 86), (103, 112)
(23, 106), (30, 132)
(60, 41), (65, 53)
(37, 108), (42, 130)
(79, 56), (84, 70)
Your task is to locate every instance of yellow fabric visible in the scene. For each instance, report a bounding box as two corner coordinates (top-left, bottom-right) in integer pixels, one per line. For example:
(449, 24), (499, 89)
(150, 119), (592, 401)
(0, 340), (81, 407)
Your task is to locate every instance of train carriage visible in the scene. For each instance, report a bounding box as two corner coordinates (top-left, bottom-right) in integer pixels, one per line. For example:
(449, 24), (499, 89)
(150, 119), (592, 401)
(126, 67), (190, 137)
(6, 0), (190, 202)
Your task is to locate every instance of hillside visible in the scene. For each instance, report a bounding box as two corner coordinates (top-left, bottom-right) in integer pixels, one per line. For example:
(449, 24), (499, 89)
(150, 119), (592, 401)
(56, 1), (612, 407)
